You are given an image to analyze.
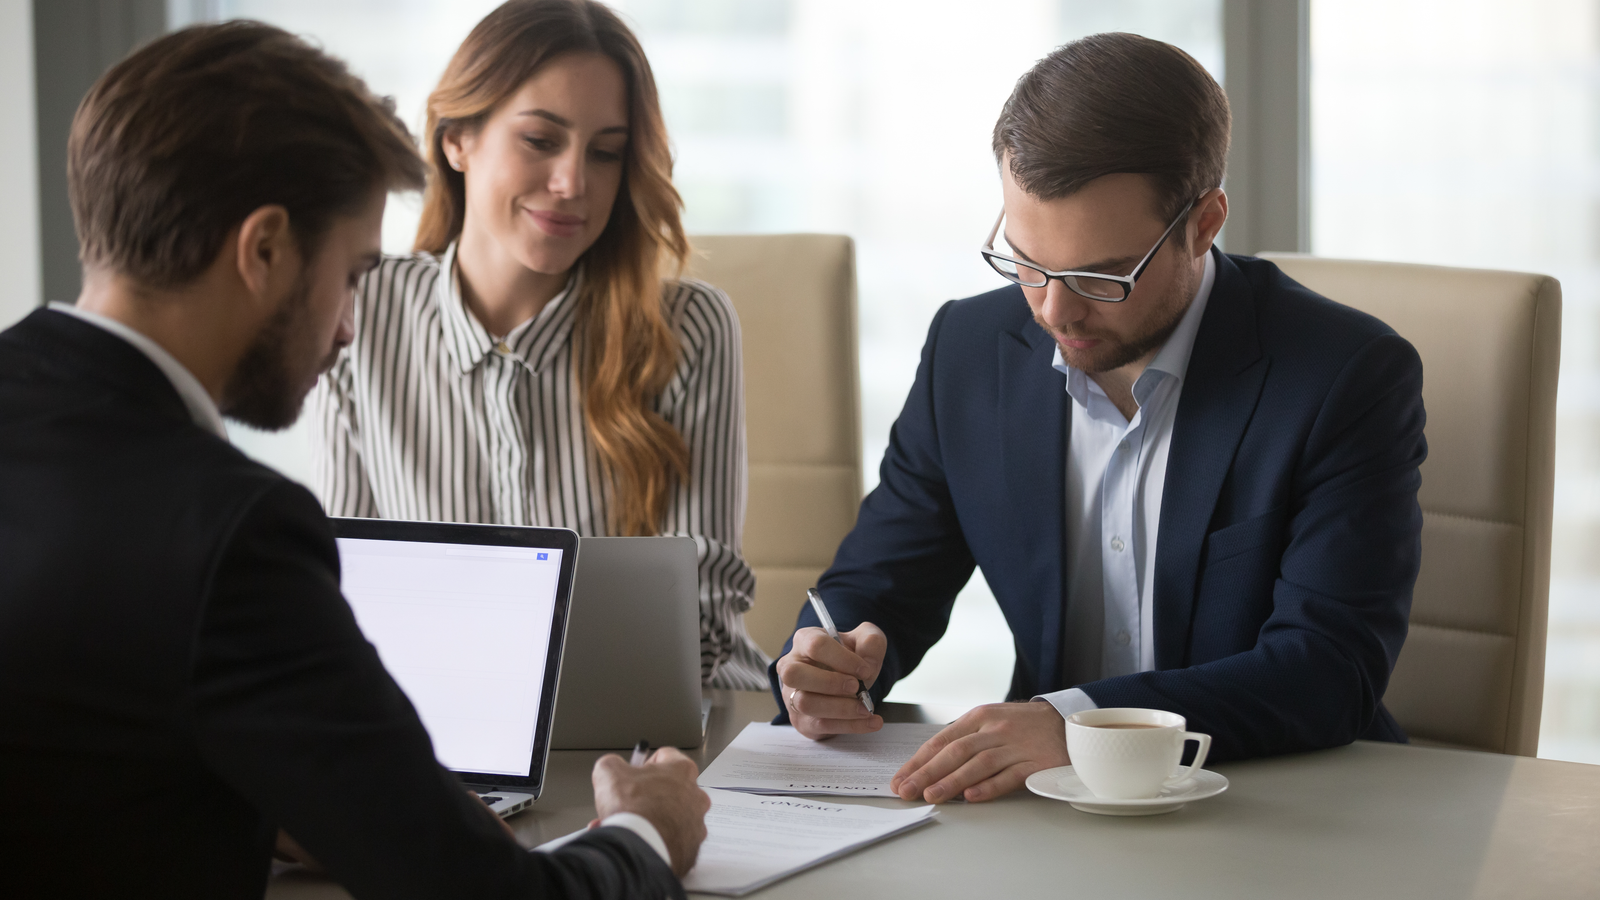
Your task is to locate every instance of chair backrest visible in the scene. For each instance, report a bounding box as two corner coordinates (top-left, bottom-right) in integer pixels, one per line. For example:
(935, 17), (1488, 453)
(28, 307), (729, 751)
(685, 234), (862, 658)
(1259, 253), (1560, 756)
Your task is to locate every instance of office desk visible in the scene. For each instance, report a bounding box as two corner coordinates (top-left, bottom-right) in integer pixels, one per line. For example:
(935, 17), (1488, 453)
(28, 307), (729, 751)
(269, 690), (1600, 899)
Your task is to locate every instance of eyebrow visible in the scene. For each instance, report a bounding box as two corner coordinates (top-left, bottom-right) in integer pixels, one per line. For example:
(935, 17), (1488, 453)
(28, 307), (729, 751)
(1003, 231), (1138, 274)
(517, 109), (628, 135)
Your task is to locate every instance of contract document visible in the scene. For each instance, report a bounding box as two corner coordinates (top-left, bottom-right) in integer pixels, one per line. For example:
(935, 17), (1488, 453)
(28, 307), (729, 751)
(682, 788), (938, 896)
(697, 722), (945, 796)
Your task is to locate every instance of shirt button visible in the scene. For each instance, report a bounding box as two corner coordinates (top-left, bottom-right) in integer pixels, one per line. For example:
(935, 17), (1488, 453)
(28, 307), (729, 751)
(1115, 630), (1131, 647)
(1109, 536), (1125, 552)
(494, 341), (511, 355)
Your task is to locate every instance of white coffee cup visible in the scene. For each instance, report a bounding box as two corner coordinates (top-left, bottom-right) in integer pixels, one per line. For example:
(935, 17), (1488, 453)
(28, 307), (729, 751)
(1065, 708), (1212, 800)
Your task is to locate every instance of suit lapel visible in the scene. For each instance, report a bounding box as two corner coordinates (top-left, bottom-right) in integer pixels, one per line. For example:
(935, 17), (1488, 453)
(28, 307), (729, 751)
(1153, 251), (1269, 669)
(998, 319), (1069, 694)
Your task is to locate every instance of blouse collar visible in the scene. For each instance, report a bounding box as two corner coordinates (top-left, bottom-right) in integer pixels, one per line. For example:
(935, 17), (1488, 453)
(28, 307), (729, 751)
(436, 241), (582, 376)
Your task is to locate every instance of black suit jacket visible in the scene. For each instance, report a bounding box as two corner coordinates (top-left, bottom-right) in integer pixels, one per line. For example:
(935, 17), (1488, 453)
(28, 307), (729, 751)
(772, 251), (1425, 760)
(0, 309), (682, 899)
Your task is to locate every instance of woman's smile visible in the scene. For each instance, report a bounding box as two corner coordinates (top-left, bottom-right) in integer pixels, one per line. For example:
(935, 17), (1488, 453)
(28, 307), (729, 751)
(525, 208), (584, 238)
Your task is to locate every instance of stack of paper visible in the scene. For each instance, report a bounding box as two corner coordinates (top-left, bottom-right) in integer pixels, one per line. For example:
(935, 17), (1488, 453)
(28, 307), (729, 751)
(542, 722), (944, 894)
(697, 722), (946, 796)
(682, 788), (938, 896)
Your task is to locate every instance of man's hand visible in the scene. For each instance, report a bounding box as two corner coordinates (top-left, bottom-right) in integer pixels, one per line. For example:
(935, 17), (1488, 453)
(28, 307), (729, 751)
(273, 829), (322, 871)
(890, 701), (1070, 803)
(775, 623), (887, 740)
(591, 746), (710, 878)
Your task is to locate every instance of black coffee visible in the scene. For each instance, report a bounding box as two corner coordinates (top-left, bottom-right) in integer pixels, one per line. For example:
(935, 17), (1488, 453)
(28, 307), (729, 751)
(1095, 723), (1161, 729)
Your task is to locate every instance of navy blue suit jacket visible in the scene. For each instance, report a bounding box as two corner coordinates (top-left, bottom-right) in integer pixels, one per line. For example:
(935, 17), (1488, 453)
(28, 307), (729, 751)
(770, 250), (1425, 762)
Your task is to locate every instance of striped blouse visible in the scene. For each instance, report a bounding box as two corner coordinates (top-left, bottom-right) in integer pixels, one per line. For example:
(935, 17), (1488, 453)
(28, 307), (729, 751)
(307, 243), (770, 689)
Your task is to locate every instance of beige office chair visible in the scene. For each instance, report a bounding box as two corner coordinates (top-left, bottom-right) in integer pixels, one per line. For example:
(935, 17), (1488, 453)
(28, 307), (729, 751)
(685, 235), (863, 659)
(1259, 253), (1560, 756)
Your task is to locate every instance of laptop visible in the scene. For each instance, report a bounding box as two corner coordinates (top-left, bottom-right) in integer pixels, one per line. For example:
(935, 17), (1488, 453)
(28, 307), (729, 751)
(332, 518), (578, 818)
(550, 536), (705, 750)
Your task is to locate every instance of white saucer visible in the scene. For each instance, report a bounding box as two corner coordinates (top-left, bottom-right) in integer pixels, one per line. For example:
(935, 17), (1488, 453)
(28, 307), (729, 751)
(1025, 766), (1229, 816)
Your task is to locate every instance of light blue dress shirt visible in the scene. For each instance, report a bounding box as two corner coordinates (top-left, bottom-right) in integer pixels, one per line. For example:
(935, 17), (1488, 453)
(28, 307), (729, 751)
(1038, 251), (1216, 722)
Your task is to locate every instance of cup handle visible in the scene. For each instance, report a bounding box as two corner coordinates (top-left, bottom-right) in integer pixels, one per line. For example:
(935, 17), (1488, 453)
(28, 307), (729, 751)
(1164, 732), (1211, 786)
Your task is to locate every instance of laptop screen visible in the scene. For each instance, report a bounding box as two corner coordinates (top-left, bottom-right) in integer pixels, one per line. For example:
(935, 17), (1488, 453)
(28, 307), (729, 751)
(332, 523), (576, 785)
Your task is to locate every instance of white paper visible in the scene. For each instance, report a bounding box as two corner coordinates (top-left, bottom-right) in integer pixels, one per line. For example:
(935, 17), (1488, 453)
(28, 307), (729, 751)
(682, 788), (938, 896)
(697, 722), (945, 796)
(533, 827), (586, 854)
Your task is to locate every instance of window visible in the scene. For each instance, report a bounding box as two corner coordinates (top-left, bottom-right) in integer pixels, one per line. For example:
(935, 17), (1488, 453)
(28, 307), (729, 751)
(1312, 0), (1600, 763)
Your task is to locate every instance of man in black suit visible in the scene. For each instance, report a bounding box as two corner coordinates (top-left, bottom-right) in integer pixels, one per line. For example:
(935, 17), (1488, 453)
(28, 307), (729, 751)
(0, 22), (705, 900)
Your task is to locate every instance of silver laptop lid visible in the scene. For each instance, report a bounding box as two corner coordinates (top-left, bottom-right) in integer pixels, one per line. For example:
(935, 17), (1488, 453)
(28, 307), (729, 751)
(331, 518), (578, 799)
(551, 536), (703, 750)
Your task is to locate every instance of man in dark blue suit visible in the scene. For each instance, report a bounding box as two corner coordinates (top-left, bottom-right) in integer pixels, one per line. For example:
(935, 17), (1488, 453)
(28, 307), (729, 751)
(770, 32), (1425, 805)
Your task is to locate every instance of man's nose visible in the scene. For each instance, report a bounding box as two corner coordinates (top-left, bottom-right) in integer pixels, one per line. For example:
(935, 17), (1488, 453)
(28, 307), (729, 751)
(1038, 279), (1091, 329)
(334, 289), (356, 349)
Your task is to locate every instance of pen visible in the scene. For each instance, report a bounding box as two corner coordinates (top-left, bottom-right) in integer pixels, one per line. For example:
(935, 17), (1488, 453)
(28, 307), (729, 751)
(630, 740), (652, 766)
(806, 588), (875, 714)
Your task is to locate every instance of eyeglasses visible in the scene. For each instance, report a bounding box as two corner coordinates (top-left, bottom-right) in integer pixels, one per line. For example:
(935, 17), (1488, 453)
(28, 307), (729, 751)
(979, 196), (1199, 302)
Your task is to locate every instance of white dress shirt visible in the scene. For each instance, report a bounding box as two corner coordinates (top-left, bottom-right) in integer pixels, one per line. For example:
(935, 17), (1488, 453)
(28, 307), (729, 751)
(1038, 251), (1216, 721)
(576, 813), (671, 866)
(44, 303), (673, 864)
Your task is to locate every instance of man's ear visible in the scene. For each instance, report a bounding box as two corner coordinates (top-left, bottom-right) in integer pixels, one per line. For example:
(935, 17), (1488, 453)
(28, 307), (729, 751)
(233, 205), (296, 308)
(1189, 188), (1228, 258)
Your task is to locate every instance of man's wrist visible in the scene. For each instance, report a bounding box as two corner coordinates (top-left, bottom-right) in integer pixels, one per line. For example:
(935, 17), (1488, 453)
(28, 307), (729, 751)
(598, 812), (671, 866)
(1033, 687), (1099, 724)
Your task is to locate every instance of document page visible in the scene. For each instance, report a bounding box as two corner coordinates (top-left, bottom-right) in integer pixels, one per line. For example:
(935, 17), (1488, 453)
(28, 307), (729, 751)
(698, 722), (945, 796)
(683, 789), (938, 896)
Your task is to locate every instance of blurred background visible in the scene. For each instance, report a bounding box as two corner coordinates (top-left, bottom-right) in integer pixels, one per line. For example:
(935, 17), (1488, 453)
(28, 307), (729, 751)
(2, 0), (1595, 763)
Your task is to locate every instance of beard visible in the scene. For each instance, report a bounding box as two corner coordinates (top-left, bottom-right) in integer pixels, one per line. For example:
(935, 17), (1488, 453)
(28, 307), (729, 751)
(221, 272), (335, 431)
(1040, 261), (1198, 374)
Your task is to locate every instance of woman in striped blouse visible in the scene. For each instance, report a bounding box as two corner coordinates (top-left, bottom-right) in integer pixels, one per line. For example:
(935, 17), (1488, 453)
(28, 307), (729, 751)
(308, 0), (769, 687)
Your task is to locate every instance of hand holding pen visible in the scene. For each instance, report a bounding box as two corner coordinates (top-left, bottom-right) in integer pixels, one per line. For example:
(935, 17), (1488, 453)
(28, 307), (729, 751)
(591, 741), (710, 877)
(772, 587), (887, 740)
(807, 589), (875, 714)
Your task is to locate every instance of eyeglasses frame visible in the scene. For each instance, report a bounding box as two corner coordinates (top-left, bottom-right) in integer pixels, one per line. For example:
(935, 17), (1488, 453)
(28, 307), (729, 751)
(980, 195), (1202, 302)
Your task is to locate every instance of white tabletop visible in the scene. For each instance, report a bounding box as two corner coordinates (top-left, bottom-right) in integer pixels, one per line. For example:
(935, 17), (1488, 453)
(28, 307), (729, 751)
(268, 690), (1600, 900)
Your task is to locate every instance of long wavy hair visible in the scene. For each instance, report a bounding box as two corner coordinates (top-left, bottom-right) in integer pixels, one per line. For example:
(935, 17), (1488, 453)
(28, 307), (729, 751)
(416, 0), (690, 536)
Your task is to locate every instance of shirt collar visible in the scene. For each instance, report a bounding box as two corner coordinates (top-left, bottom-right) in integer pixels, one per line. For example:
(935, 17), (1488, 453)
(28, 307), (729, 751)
(48, 302), (228, 439)
(435, 241), (580, 375)
(1053, 248), (1217, 410)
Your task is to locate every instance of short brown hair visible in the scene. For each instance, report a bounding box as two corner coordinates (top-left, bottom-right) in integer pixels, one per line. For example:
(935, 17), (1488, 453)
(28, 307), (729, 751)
(68, 21), (426, 288)
(993, 32), (1231, 224)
